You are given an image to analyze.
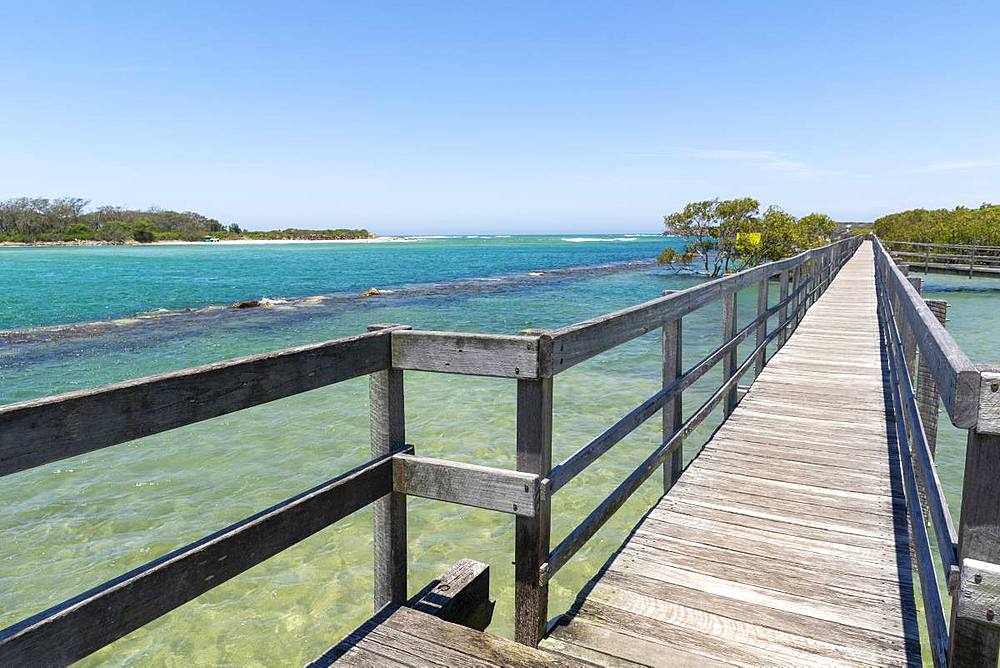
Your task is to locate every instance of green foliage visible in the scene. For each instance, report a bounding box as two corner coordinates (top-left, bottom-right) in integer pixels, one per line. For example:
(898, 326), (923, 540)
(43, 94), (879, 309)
(240, 228), (373, 240)
(0, 197), (373, 243)
(131, 220), (156, 243)
(872, 204), (1000, 245)
(659, 198), (837, 275)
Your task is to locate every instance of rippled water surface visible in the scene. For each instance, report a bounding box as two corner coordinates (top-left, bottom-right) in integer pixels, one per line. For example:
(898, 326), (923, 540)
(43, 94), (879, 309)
(1, 238), (998, 666)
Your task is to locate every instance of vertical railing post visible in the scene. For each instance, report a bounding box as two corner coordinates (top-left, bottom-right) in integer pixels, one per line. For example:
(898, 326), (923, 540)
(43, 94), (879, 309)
(368, 323), (410, 610)
(754, 276), (768, 377)
(792, 264), (804, 331)
(916, 300), (948, 456)
(777, 269), (790, 346)
(903, 277), (922, 380)
(514, 373), (553, 647)
(925, 245), (930, 273)
(970, 247), (976, 278)
(661, 291), (683, 492)
(949, 369), (1000, 666)
(722, 289), (738, 417)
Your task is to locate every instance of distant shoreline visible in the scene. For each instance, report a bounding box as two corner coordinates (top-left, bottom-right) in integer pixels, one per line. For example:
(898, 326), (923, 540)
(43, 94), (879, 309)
(0, 236), (419, 248)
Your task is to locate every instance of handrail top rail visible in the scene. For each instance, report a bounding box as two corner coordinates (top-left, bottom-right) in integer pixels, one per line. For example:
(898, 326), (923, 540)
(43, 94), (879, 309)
(886, 239), (1000, 253)
(872, 235), (983, 429)
(543, 236), (861, 374)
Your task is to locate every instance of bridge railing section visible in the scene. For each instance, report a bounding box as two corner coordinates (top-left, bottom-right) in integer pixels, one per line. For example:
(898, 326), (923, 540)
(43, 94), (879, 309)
(0, 235), (864, 664)
(885, 239), (1000, 277)
(874, 236), (1000, 667)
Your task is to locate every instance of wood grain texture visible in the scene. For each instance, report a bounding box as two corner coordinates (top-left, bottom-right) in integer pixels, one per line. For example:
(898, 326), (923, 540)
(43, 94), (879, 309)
(949, 419), (1000, 666)
(408, 559), (495, 632)
(543, 241), (924, 667)
(873, 236), (980, 427)
(393, 454), (540, 517)
(661, 313), (683, 492)
(0, 449), (407, 667)
(514, 377), (553, 647)
(0, 330), (391, 476)
(313, 606), (593, 667)
(391, 330), (548, 378)
(368, 324), (409, 610)
(956, 558), (1000, 630)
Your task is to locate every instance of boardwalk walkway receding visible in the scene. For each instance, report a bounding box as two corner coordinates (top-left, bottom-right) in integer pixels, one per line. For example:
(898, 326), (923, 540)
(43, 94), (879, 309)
(542, 243), (921, 666)
(5, 237), (1000, 667)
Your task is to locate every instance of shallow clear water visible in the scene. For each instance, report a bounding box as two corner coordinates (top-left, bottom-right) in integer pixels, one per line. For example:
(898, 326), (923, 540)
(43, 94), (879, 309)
(1, 239), (997, 666)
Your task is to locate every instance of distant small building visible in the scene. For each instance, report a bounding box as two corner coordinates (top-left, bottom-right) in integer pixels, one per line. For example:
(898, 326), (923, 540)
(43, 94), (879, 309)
(202, 236), (220, 243)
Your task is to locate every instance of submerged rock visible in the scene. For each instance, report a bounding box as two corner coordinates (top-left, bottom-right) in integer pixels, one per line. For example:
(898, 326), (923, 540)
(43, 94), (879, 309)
(234, 300), (261, 309)
(362, 288), (383, 297)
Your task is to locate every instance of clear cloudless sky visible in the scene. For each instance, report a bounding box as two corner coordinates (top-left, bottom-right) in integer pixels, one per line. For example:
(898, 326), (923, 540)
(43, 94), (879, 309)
(1, 1), (998, 234)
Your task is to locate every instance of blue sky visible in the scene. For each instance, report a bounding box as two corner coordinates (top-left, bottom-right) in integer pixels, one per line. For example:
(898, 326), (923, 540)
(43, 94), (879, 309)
(1, 2), (998, 234)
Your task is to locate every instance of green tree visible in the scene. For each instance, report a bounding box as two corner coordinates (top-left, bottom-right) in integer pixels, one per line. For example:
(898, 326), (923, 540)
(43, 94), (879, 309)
(660, 198), (838, 274)
(662, 198), (761, 277)
(131, 220), (156, 243)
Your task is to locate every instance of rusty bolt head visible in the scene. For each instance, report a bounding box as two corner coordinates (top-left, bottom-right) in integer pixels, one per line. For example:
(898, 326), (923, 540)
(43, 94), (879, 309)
(988, 609), (995, 622)
(976, 573), (984, 584)
(991, 382), (1000, 393)
(512, 503), (518, 512)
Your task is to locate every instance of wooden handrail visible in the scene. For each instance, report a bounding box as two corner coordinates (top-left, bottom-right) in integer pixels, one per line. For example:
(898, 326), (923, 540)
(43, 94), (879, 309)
(872, 237), (981, 427)
(887, 240), (1000, 253)
(545, 237), (861, 374)
(0, 447), (409, 666)
(543, 290), (817, 582)
(546, 280), (811, 494)
(0, 329), (393, 477)
(0, 234), (881, 661)
(875, 264), (949, 666)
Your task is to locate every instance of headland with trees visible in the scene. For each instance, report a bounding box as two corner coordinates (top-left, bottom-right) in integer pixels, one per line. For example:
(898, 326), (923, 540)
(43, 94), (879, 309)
(0, 197), (373, 244)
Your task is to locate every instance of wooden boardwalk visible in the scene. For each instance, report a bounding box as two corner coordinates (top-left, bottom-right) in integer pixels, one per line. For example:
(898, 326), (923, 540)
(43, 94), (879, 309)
(12, 235), (998, 666)
(542, 243), (922, 666)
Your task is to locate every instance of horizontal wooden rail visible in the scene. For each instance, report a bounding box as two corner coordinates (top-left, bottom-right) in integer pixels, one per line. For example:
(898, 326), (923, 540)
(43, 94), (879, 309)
(0, 446), (411, 666)
(391, 330), (551, 379)
(876, 269), (959, 575)
(893, 251), (1000, 263)
(0, 330), (392, 477)
(543, 304), (802, 582)
(545, 237), (861, 374)
(875, 270), (949, 666)
(873, 237), (980, 428)
(546, 281), (811, 494)
(392, 453), (541, 517)
(888, 240), (1000, 253)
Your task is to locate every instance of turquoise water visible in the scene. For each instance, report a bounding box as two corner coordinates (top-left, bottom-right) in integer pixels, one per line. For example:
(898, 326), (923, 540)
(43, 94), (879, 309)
(1, 238), (998, 666)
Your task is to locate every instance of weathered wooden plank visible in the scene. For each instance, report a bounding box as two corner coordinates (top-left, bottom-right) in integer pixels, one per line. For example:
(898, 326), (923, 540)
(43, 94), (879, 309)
(390, 330), (549, 379)
(0, 330), (391, 476)
(408, 559), (494, 632)
(661, 306), (683, 492)
(874, 237), (980, 427)
(721, 290), (738, 417)
(368, 324), (409, 610)
(956, 558), (1000, 632)
(393, 454), (540, 517)
(949, 418), (1000, 665)
(514, 377), (553, 646)
(754, 277), (768, 376)
(979, 370), (1000, 435)
(0, 449), (408, 666)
